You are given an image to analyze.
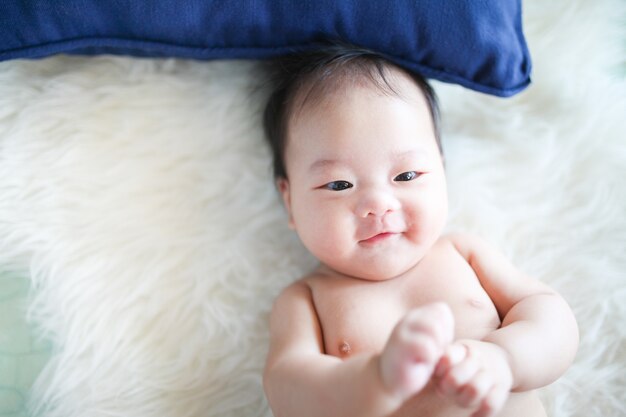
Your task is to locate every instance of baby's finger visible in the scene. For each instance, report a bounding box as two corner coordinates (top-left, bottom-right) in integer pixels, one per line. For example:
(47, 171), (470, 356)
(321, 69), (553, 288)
(435, 343), (466, 378)
(438, 355), (480, 397)
(458, 370), (492, 408)
(400, 331), (441, 364)
(471, 385), (508, 417)
(405, 302), (454, 347)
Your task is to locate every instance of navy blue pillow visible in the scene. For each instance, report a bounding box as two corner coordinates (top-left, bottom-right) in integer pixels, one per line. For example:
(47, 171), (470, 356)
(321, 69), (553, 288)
(0, 1), (531, 97)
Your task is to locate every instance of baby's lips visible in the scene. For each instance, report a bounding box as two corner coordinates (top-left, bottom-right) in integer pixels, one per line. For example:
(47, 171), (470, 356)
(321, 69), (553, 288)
(357, 216), (405, 242)
(358, 231), (400, 245)
(357, 228), (404, 242)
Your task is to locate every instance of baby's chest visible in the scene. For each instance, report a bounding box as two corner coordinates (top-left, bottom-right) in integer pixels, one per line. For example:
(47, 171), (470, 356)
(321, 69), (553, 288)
(310, 261), (501, 358)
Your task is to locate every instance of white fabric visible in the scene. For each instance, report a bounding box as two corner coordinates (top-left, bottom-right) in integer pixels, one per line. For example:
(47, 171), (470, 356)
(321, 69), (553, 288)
(0, 0), (624, 416)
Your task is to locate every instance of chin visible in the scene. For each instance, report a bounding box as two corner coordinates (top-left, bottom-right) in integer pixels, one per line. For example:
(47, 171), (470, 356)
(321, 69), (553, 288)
(346, 258), (417, 281)
(316, 241), (429, 281)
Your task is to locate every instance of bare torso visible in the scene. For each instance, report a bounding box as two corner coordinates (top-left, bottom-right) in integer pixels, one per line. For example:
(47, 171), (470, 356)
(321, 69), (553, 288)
(303, 237), (546, 417)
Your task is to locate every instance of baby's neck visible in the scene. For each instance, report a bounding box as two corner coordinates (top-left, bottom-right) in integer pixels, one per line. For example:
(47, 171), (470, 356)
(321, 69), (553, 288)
(314, 261), (422, 284)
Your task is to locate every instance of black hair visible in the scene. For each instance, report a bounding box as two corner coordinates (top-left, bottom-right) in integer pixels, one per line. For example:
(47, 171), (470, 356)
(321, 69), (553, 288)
(263, 41), (441, 180)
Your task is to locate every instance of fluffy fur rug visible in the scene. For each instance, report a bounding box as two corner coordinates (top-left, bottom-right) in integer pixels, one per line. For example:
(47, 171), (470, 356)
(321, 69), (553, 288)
(0, 0), (624, 416)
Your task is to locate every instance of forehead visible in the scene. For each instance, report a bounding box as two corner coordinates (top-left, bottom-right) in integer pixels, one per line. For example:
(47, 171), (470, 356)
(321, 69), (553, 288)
(285, 74), (439, 169)
(285, 69), (436, 158)
(288, 65), (427, 125)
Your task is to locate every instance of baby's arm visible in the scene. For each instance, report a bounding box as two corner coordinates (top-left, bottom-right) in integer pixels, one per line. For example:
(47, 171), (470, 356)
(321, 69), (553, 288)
(264, 281), (396, 417)
(437, 234), (578, 412)
(264, 281), (453, 417)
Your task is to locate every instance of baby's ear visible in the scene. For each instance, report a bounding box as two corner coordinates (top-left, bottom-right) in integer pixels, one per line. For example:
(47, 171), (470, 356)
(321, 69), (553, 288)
(276, 178), (295, 230)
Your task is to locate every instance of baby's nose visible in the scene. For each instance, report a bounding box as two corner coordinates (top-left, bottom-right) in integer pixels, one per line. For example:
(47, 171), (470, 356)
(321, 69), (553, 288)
(356, 189), (401, 218)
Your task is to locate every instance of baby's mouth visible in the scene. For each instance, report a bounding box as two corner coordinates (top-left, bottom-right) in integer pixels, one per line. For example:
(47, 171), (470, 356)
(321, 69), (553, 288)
(359, 232), (400, 245)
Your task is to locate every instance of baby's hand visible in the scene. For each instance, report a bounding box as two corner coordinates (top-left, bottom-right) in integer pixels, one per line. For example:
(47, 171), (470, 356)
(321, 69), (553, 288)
(379, 302), (454, 401)
(434, 340), (513, 417)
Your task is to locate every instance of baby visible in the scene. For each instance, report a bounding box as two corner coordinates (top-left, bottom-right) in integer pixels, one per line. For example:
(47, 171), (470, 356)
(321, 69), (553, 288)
(262, 43), (578, 417)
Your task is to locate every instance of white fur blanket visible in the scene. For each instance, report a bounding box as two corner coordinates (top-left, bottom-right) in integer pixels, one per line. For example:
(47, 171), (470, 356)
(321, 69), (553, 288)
(0, 0), (624, 416)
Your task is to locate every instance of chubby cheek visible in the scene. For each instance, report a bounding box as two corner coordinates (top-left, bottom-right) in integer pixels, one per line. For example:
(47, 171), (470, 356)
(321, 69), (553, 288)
(291, 198), (353, 261)
(403, 192), (448, 244)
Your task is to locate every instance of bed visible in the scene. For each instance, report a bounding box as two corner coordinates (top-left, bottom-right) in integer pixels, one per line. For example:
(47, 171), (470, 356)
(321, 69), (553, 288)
(0, 0), (624, 416)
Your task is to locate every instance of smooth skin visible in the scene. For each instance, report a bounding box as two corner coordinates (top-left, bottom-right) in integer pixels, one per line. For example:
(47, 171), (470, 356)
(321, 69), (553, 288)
(264, 69), (578, 417)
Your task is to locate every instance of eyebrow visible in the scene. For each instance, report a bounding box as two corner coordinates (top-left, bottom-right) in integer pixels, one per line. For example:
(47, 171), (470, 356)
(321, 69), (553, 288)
(308, 158), (344, 172)
(393, 149), (428, 160)
(307, 149), (429, 172)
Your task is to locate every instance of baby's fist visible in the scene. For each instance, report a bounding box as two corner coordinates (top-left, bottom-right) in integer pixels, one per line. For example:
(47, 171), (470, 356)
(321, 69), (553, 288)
(379, 302), (454, 401)
(434, 340), (513, 417)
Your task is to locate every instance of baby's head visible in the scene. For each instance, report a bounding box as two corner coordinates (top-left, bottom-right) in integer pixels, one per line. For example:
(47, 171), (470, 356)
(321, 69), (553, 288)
(264, 43), (442, 180)
(263, 43), (448, 281)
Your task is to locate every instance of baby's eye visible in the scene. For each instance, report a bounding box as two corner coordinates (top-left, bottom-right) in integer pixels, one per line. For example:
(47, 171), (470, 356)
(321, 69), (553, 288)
(324, 181), (353, 191)
(394, 171), (420, 182)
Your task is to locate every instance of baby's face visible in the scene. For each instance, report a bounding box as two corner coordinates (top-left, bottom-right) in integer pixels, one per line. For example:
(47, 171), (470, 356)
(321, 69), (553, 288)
(279, 72), (448, 281)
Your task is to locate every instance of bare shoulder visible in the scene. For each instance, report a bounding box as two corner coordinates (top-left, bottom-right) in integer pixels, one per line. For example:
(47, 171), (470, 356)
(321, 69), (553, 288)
(439, 232), (528, 266)
(267, 277), (324, 362)
(439, 232), (494, 259)
(439, 232), (555, 311)
(270, 278), (317, 332)
(272, 278), (313, 311)
(421, 233), (487, 265)
(271, 265), (346, 315)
